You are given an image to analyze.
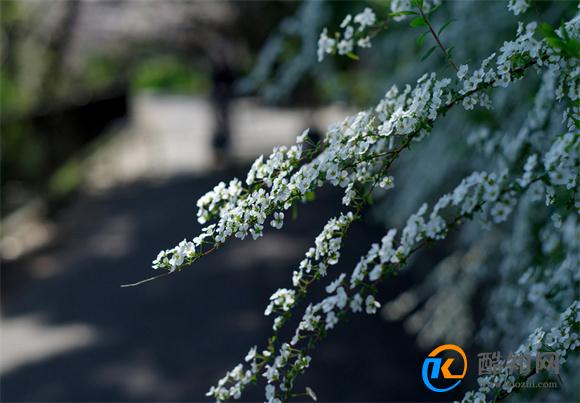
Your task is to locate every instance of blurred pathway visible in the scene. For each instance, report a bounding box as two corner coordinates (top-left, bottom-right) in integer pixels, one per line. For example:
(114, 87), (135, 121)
(1, 96), (463, 402)
(84, 94), (348, 188)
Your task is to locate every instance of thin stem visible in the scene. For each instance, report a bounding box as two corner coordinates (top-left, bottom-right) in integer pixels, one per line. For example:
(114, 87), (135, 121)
(121, 271), (173, 288)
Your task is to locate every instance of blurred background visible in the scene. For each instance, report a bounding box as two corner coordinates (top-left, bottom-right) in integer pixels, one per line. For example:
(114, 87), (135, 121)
(1, 1), (578, 402)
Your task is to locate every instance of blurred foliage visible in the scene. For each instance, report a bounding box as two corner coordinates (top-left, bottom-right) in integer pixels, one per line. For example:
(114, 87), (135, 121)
(131, 55), (210, 94)
(48, 157), (83, 197)
(1, 0), (30, 116)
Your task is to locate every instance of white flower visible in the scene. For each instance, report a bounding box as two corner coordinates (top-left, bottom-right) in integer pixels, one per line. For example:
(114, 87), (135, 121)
(265, 384), (281, 403)
(344, 25), (354, 40)
(336, 286), (348, 309)
(296, 128), (310, 143)
(265, 288), (296, 315)
(270, 211), (285, 229)
(326, 273), (346, 293)
(337, 39), (354, 55)
(357, 36), (372, 48)
(368, 265), (383, 281)
(457, 64), (469, 80)
(365, 295), (381, 314)
(340, 14), (352, 28)
(350, 293), (363, 312)
(354, 7), (376, 29)
(507, 0), (530, 15)
(317, 28), (335, 62)
(325, 311), (339, 329)
(245, 346), (257, 362)
(379, 176), (395, 189)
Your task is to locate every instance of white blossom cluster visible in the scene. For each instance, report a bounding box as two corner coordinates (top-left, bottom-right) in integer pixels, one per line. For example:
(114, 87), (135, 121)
(382, 38), (578, 399)
(293, 211), (355, 285)
(507, 0), (531, 16)
(382, 63), (576, 349)
(258, 155), (557, 401)
(459, 301), (579, 403)
(317, 7), (376, 62)
(207, 121), (573, 400)
(147, 2), (580, 402)
(153, 14), (572, 278)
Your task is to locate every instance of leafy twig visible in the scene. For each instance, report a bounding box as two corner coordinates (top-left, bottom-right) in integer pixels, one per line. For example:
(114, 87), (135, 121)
(416, 4), (458, 71)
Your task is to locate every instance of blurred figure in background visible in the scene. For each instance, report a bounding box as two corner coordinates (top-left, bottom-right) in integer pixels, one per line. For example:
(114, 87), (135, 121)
(209, 45), (236, 167)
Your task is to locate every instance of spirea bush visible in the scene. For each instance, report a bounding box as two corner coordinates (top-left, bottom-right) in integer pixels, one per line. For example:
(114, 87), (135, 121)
(145, 1), (579, 401)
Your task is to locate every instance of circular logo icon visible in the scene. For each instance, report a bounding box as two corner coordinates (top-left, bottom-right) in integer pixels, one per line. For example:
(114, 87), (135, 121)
(421, 344), (467, 392)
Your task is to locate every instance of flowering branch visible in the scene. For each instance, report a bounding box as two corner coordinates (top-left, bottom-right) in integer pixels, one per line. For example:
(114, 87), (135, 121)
(143, 20), (553, 282)
(141, 2), (579, 402)
(459, 301), (579, 403)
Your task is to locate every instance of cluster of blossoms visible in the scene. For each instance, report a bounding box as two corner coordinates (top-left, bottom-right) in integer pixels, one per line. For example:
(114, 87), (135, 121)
(387, 67), (577, 351)
(379, 11), (578, 402)
(293, 211), (355, 286)
(147, 1), (580, 402)
(206, 114), (576, 400)
(259, 147), (562, 401)
(317, 7), (376, 62)
(507, 0), (531, 16)
(317, 0), (447, 63)
(460, 301), (579, 403)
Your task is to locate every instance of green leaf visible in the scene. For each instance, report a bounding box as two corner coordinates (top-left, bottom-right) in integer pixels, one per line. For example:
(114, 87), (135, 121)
(388, 11), (417, 17)
(546, 36), (565, 50)
(364, 192), (374, 205)
(540, 22), (556, 39)
(564, 39), (580, 58)
(428, 4), (441, 15)
(421, 45), (437, 61)
(437, 19), (456, 36)
(305, 191), (316, 201)
(560, 21), (571, 42)
(447, 46), (455, 59)
(410, 16), (427, 27)
(540, 22), (580, 58)
(410, 0), (424, 8)
(346, 52), (359, 60)
(416, 30), (429, 47)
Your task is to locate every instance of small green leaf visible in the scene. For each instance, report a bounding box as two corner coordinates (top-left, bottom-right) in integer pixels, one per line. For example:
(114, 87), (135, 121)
(305, 191), (316, 201)
(437, 19), (456, 36)
(447, 46), (455, 59)
(565, 39), (580, 58)
(364, 192), (374, 205)
(560, 22), (571, 42)
(546, 36), (565, 50)
(416, 30), (429, 47)
(428, 4), (441, 15)
(346, 52), (359, 60)
(540, 22), (556, 38)
(421, 45), (437, 61)
(410, 16), (427, 27)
